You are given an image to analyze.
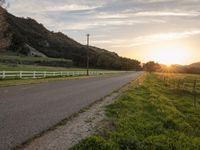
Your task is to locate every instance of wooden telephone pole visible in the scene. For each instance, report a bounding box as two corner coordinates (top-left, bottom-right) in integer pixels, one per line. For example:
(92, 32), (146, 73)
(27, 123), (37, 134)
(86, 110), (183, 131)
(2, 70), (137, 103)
(86, 34), (90, 76)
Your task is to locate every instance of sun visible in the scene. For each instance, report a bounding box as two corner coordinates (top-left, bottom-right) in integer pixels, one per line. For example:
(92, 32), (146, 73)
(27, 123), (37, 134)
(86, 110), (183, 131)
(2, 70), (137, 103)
(149, 45), (190, 65)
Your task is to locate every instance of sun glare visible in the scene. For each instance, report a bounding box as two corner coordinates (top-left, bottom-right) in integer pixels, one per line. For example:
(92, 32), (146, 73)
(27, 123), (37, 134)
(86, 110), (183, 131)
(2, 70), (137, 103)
(149, 45), (190, 65)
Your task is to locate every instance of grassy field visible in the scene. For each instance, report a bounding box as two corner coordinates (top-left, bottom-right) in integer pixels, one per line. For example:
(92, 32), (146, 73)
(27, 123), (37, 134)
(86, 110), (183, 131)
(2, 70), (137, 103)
(0, 63), (106, 71)
(73, 73), (200, 150)
(0, 54), (69, 62)
(0, 54), (73, 67)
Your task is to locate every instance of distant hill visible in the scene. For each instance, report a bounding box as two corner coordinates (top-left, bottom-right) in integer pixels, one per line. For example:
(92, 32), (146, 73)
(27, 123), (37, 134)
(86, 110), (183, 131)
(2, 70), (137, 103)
(186, 62), (200, 74)
(0, 6), (141, 70)
(189, 62), (200, 68)
(160, 62), (200, 74)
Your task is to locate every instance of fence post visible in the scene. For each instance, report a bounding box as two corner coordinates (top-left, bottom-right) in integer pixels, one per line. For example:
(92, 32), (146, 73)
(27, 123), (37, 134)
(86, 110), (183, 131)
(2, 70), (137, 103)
(2, 71), (5, 79)
(193, 80), (197, 107)
(33, 71), (36, 79)
(182, 80), (184, 90)
(44, 71), (46, 78)
(20, 71), (23, 79)
(177, 80), (180, 89)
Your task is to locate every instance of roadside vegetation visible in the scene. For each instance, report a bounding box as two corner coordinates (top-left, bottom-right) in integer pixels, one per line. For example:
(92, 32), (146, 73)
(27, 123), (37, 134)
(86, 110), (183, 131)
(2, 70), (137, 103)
(0, 63), (106, 71)
(73, 73), (200, 150)
(0, 76), (96, 88)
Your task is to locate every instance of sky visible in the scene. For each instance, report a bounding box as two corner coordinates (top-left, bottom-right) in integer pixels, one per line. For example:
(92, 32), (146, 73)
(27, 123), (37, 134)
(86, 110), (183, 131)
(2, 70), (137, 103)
(5, 0), (200, 65)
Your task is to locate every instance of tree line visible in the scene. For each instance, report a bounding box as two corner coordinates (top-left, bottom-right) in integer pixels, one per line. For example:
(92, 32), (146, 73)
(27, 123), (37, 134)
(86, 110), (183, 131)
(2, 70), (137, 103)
(143, 61), (200, 74)
(72, 47), (142, 71)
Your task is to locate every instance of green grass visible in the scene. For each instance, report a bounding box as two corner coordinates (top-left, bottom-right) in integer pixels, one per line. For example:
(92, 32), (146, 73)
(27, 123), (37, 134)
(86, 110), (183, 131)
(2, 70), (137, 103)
(0, 63), (106, 71)
(0, 76), (95, 88)
(0, 54), (71, 62)
(72, 73), (200, 150)
(0, 54), (73, 67)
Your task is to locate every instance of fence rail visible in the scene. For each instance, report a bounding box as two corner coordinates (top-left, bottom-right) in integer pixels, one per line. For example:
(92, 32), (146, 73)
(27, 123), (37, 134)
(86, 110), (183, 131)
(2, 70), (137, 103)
(0, 71), (127, 80)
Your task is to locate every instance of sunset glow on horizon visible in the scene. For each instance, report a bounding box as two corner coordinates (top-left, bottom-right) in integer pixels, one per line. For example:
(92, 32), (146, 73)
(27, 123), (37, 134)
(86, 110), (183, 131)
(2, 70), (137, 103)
(149, 47), (189, 65)
(119, 38), (199, 65)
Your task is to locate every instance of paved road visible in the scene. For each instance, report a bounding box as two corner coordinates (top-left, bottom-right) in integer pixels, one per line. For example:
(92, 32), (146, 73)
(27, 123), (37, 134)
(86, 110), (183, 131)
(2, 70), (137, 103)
(0, 72), (142, 150)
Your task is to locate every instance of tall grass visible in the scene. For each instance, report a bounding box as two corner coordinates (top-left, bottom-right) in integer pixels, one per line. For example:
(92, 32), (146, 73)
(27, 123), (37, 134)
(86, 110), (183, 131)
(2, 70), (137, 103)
(72, 73), (200, 150)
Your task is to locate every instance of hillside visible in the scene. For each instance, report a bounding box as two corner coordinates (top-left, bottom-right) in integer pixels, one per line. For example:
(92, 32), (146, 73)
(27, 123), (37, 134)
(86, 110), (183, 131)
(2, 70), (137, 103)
(0, 6), (141, 70)
(189, 62), (200, 68)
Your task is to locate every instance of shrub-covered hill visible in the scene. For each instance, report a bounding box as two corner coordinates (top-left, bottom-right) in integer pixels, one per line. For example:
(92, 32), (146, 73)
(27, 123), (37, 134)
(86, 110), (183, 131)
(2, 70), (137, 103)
(0, 6), (141, 70)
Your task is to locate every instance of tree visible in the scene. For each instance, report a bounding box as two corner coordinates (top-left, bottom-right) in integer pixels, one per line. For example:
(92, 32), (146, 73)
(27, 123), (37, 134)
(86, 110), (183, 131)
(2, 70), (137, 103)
(143, 61), (160, 73)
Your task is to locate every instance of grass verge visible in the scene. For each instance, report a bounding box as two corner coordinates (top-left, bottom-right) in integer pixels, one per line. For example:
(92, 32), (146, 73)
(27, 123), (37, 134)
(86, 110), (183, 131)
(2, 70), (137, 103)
(0, 63), (107, 71)
(0, 76), (97, 88)
(72, 73), (200, 150)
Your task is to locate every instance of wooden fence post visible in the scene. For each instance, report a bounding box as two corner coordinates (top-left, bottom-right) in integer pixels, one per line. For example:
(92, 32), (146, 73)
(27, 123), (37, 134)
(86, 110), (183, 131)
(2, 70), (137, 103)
(177, 80), (180, 89)
(19, 71), (23, 79)
(44, 72), (46, 78)
(33, 71), (36, 79)
(193, 80), (197, 107)
(2, 71), (5, 79)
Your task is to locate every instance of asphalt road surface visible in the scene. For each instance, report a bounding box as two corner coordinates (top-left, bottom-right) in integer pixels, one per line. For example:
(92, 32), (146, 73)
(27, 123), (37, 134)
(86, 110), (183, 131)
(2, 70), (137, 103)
(0, 72), (142, 150)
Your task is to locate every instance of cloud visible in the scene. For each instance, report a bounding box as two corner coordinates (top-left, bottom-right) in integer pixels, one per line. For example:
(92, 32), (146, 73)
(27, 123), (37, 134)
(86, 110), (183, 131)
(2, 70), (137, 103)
(109, 30), (200, 48)
(51, 20), (135, 31)
(44, 4), (100, 12)
(141, 30), (200, 41)
(131, 30), (200, 47)
(134, 11), (200, 17)
(95, 13), (128, 19)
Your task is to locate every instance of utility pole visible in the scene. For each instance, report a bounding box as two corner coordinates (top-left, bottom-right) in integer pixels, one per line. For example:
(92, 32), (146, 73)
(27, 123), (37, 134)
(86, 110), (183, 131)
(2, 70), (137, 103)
(86, 34), (90, 76)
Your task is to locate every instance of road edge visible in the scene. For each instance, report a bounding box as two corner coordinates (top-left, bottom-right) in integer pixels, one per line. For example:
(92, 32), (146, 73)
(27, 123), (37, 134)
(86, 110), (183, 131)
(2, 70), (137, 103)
(15, 72), (144, 150)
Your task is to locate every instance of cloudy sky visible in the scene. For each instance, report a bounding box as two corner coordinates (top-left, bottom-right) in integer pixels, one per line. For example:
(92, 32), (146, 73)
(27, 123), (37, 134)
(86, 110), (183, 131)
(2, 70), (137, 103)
(6, 0), (200, 64)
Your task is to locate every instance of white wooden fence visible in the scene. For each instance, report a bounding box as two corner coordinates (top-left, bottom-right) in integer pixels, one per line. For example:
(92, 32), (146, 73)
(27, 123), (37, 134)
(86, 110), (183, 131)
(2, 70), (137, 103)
(0, 71), (126, 80)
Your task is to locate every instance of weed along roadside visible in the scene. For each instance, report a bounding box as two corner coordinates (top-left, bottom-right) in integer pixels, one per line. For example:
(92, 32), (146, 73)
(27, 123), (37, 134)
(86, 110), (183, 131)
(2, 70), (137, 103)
(72, 73), (200, 150)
